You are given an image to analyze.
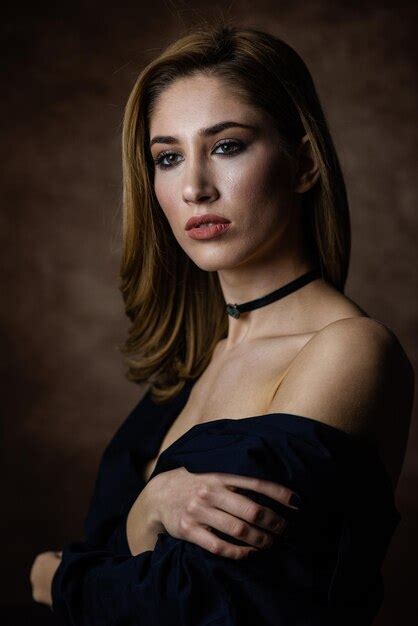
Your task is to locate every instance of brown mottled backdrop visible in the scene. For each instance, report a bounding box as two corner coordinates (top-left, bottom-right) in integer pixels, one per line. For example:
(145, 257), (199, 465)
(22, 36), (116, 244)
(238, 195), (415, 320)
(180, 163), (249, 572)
(1, 1), (417, 624)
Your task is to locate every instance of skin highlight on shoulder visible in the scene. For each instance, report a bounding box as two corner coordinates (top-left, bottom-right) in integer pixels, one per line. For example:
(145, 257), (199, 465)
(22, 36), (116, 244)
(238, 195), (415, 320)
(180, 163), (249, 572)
(267, 315), (414, 486)
(268, 315), (397, 434)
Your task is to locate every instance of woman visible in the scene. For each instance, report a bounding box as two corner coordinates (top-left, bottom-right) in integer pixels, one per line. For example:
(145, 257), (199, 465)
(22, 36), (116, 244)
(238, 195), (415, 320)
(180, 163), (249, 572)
(31, 22), (414, 625)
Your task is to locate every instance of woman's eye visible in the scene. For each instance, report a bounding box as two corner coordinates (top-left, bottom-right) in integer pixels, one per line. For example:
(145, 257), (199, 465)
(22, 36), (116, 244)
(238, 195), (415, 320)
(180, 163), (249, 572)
(153, 140), (244, 170)
(213, 140), (243, 155)
(154, 152), (180, 169)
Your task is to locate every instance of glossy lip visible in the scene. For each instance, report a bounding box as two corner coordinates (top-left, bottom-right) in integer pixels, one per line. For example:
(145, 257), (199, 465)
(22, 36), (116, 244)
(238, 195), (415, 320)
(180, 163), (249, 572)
(185, 213), (231, 230)
(186, 222), (232, 240)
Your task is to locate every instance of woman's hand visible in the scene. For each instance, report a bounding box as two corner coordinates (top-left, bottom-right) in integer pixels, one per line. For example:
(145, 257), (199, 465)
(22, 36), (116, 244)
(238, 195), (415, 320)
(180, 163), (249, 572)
(30, 550), (62, 607)
(140, 467), (299, 560)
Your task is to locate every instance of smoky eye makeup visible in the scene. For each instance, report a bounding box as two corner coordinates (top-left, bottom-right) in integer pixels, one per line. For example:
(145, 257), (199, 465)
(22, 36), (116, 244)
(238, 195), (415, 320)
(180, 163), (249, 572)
(152, 138), (248, 170)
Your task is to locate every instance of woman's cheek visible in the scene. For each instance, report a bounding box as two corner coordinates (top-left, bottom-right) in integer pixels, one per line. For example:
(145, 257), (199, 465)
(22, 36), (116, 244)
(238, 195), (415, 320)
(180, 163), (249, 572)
(154, 180), (179, 226)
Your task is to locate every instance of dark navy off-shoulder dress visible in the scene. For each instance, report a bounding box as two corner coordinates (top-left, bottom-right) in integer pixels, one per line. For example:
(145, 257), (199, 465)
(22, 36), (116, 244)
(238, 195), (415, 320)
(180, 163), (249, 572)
(51, 378), (400, 625)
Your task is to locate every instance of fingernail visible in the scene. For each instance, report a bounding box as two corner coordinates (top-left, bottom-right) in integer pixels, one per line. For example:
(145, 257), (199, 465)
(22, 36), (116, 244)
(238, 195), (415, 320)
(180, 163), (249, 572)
(273, 519), (286, 533)
(246, 549), (259, 559)
(289, 492), (301, 508)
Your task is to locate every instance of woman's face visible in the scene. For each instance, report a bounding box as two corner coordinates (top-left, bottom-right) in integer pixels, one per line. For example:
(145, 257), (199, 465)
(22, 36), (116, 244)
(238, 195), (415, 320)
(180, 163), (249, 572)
(149, 73), (301, 271)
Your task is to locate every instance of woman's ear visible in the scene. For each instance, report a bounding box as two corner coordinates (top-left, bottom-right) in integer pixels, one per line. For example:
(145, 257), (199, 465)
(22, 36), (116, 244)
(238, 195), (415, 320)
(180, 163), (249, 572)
(293, 134), (320, 193)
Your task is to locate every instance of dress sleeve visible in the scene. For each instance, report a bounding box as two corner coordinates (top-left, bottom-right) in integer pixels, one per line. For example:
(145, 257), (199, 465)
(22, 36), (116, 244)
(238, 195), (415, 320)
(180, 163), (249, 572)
(77, 389), (155, 554)
(52, 412), (401, 626)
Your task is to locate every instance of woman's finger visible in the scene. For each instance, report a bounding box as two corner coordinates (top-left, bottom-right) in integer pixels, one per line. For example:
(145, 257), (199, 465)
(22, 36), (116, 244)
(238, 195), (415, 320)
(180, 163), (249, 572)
(213, 472), (301, 509)
(208, 485), (288, 535)
(191, 498), (278, 548)
(187, 523), (260, 560)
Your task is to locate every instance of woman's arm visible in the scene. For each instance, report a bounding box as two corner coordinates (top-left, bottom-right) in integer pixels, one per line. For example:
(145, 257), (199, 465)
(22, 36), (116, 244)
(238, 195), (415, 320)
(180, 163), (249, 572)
(31, 391), (155, 608)
(51, 414), (401, 624)
(49, 317), (410, 624)
(126, 466), (296, 557)
(30, 551), (62, 606)
(125, 476), (166, 552)
(267, 316), (414, 487)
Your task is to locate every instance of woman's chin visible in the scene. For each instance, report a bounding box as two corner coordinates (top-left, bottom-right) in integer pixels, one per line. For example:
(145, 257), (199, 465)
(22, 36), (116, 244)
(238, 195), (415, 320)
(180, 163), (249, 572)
(189, 255), (242, 273)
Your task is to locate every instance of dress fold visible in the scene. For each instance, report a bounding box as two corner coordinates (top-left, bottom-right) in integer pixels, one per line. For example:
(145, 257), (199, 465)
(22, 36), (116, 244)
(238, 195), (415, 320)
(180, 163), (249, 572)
(52, 385), (400, 625)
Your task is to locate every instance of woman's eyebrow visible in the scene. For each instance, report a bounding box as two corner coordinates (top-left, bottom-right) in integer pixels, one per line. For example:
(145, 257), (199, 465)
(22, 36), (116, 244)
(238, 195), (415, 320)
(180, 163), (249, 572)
(149, 120), (258, 148)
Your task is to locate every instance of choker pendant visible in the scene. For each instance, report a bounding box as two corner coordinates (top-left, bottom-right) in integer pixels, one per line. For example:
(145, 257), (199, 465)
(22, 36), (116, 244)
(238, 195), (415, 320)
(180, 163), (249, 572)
(225, 267), (322, 319)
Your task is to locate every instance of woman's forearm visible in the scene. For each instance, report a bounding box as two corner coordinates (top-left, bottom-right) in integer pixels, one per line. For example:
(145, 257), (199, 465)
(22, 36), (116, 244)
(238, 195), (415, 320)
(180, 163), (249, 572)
(126, 477), (166, 555)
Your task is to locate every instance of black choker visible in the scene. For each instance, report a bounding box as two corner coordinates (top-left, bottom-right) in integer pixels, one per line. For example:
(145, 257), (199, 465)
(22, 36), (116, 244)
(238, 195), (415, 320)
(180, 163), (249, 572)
(225, 267), (322, 319)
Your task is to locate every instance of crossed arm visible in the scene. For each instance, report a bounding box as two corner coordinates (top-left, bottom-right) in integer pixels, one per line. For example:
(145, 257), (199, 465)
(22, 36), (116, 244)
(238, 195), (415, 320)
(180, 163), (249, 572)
(30, 317), (413, 622)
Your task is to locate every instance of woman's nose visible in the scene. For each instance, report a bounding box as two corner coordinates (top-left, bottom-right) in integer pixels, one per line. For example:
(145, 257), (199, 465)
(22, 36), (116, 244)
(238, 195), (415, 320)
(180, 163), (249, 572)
(182, 161), (218, 204)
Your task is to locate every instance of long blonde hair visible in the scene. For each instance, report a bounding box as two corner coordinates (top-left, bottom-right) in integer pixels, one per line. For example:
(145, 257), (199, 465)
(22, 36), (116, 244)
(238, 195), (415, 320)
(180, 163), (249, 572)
(118, 20), (351, 402)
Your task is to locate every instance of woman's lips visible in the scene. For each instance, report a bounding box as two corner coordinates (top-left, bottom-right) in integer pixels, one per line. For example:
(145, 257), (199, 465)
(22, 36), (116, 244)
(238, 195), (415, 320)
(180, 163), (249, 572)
(186, 222), (232, 240)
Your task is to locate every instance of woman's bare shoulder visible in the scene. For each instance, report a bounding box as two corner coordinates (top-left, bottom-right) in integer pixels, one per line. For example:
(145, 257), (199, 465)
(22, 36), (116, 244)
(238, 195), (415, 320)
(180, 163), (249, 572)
(267, 315), (414, 486)
(268, 315), (414, 438)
